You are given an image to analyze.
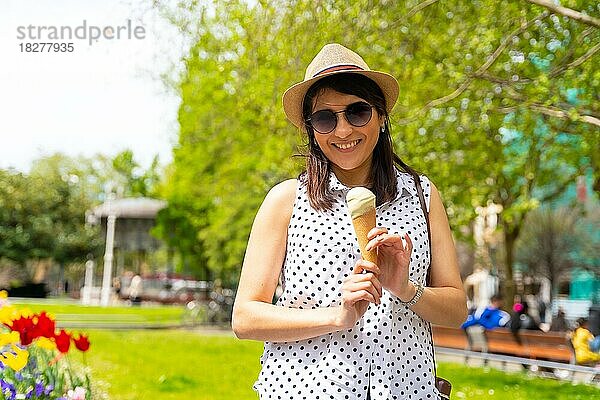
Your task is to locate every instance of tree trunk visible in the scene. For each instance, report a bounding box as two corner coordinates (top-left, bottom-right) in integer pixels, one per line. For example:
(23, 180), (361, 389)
(31, 259), (51, 284)
(167, 247), (174, 276)
(503, 229), (518, 308)
(58, 263), (65, 295)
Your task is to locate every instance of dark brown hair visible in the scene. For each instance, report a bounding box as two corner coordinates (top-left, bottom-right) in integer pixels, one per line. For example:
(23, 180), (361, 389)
(301, 73), (419, 211)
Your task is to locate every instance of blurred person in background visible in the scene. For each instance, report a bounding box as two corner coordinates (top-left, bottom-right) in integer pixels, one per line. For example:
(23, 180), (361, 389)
(461, 293), (510, 330)
(509, 301), (541, 332)
(572, 317), (600, 365)
(549, 308), (569, 332)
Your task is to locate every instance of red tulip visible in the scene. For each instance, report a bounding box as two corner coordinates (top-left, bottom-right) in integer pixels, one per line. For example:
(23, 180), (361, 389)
(9, 315), (36, 345)
(35, 312), (55, 339)
(73, 334), (90, 352)
(54, 329), (71, 353)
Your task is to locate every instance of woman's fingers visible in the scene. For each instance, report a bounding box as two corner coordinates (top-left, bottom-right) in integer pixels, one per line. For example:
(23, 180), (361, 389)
(343, 274), (382, 303)
(367, 226), (388, 240)
(342, 289), (378, 307)
(404, 232), (413, 253)
(343, 258), (384, 307)
(347, 278), (382, 299)
(365, 232), (407, 252)
(353, 259), (381, 276)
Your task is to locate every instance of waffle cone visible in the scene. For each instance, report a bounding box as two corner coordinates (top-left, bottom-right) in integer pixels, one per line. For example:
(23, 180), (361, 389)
(351, 208), (377, 264)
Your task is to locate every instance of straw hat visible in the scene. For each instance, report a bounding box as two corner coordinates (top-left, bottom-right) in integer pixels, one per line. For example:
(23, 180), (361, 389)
(282, 43), (399, 128)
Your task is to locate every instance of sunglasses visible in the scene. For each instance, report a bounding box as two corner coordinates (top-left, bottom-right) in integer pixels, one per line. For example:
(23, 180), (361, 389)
(306, 101), (374, 134)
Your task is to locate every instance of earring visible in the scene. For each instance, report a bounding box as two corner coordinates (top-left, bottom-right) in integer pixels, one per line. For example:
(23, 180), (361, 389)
(380, 126), (385, 134)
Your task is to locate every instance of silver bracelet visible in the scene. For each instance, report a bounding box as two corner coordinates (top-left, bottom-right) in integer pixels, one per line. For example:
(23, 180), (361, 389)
(402, 280), (424, 308)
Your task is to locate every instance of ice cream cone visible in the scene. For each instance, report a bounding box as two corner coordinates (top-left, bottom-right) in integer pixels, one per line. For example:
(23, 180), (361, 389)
(346, 187), (378, 264)
(351, 208), (378, 264)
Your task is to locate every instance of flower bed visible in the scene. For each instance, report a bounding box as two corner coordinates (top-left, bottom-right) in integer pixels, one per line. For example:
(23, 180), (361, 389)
(0, 291), (95, 399)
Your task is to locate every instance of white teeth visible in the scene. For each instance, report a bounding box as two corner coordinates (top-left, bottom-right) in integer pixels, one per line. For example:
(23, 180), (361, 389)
(335, 140), (360, 149)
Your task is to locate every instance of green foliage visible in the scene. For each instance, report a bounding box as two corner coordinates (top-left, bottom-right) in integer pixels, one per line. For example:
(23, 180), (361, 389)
(111, 150), (161, 198)
(155, 0), (598, 284)
(0, 170), (46, 264)
(0, 160), (101, 267)
(0, 150), (162, 280)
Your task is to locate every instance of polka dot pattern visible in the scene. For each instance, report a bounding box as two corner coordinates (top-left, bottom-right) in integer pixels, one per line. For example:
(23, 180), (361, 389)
(253, 169), (442, 399)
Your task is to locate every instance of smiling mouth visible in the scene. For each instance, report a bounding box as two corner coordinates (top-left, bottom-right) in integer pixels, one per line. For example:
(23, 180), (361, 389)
(333, 139), (361, 150)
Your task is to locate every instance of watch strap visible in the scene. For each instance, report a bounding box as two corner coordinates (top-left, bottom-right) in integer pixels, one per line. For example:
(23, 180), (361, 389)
(402, 279), (424, 308)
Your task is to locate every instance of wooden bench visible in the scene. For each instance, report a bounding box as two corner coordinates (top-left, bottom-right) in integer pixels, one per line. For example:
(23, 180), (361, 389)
(431, 325), (574, 364)
(484, 328), (532, 358)
(520, 330), (574, 363)
(431, 325), (469, 350)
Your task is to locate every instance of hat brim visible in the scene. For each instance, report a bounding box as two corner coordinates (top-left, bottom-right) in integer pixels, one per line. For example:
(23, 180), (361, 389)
(282, 70), (399, 129)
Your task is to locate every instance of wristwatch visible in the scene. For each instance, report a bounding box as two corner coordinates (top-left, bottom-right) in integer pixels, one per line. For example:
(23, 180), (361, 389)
(402, 280), (424, 308)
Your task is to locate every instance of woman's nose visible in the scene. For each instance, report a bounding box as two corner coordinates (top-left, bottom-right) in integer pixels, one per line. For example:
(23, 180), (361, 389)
(333, 114), (353, 138)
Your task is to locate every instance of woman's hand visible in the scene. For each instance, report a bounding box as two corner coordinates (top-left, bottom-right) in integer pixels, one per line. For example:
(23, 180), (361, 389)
(336, 260), (382, 329)
(365, 227), (415, 302)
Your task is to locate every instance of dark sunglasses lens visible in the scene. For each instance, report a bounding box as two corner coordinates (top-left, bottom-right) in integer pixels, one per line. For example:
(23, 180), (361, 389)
(346, 102), (372, 127)
(310, 110), (336, 133)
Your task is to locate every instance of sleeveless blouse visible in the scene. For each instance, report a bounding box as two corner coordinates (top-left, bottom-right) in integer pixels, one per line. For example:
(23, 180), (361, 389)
(253, 169), (442, 399)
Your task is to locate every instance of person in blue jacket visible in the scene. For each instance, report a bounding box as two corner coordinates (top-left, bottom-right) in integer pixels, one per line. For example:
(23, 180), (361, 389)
(461, 294), (510, 330)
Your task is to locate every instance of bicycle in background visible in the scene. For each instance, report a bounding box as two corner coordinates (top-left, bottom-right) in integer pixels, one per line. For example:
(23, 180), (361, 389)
(181, 288), (235, 327)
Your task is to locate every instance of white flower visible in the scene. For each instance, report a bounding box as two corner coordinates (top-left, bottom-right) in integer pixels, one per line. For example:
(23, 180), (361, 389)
(66, 387), (87, 400)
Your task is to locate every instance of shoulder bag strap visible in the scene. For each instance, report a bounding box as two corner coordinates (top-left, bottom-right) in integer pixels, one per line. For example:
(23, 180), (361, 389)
(412, 173), (432, 285)
(411, 172), (452, 399)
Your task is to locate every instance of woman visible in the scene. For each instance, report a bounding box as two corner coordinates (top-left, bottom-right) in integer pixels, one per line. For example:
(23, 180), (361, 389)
(233, 44), (467, 399)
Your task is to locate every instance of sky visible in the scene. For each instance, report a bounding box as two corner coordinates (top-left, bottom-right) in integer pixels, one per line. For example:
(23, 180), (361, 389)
(0, 0), (187, 172)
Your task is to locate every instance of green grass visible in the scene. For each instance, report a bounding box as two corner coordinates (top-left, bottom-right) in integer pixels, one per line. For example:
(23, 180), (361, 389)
(81, 329), (600, 400)
(437, 362), (600, 399)
(8, 301), (599, 399)
(13, 301), (185, 325)
(85, 329), (261, 400)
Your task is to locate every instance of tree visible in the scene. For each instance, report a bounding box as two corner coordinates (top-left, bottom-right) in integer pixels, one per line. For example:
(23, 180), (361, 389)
(516, 207), (577, 300)
(111, 150), (162, 198)
(516, 204), (600, 302)
(0, 169), (49, 265)
(29, 157), (104, 264)
(0, 150), (161, 287)
(153, 181), (211, 278)
(381, 0), (597, 302)
(153, 1), (303, 282)
(152, 0), (598, 290)
(0, 156), (104, 287)
(573, 202), (600, 277)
